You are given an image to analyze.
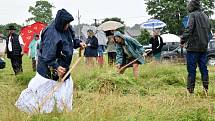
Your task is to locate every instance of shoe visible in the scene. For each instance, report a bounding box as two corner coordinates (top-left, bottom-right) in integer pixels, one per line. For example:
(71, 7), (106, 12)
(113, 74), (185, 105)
(203, 88), (208, 97)
(187, 88), (194, 94)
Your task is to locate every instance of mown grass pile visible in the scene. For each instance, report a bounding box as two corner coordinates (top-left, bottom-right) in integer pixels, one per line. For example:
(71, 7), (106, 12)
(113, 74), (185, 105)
(0, 56), (215, 121)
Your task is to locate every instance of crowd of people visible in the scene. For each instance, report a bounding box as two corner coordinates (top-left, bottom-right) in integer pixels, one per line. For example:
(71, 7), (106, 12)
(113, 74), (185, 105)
(1, 0), (212, 114)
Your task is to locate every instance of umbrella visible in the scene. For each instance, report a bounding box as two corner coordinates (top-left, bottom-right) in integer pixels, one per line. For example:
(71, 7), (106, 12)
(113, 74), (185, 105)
(82, 25), (108, 45)
(97, 21), (124, 31)
(161, 34), (180, 43)
(20, 22), (47, 53)
(141, 19), (166, 30)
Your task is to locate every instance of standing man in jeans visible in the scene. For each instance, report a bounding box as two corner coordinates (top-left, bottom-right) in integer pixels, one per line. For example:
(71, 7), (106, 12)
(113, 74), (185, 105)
(5, 25), (24, 75)
(181, 0), (211, 95)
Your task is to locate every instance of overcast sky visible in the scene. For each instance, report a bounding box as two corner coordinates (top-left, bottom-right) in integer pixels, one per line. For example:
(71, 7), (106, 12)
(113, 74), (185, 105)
(0, 0), (214, 27)
(0, 0), (150, 27)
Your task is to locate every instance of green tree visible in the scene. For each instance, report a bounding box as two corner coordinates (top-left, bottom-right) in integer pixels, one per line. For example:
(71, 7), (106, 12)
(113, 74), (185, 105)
(137, 30), (151, 45)
(100, 17), (125, 33)
(27, 0), (54, 23)
(146, 0), (215, 35)
(211, 19), (215, 33)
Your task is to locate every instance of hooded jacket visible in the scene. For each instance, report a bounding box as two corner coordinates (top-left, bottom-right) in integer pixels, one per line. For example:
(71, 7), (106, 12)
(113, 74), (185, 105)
(37, 9), (80, 80)
(114, 31), (145, 64)
(182, 0), (210, 52)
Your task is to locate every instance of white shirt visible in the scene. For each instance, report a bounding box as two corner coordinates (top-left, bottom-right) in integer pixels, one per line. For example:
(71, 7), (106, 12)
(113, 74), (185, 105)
(8, 35), (24, 52)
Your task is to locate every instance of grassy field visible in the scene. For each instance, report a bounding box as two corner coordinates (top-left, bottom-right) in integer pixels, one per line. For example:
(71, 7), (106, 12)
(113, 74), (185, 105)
(1, 55), (215, 121)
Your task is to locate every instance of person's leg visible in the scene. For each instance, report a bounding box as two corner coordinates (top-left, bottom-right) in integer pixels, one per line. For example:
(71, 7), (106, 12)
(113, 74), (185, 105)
(97, 56), (104, 66)
(10, 56), (17, 74)
(133, 63), (139, 79)
(16, 55), (23, 73)
(186, 51), (198, 93)
(11, 55), (22, 75)
(87, 57), (96, 66)
(108, 52), (112, 65)
(85, 57), (90, 64)
(198, 52), (209, 92)
(153, 52), (161, 62)
(113, 52), (116, 64)
(32, 58), (36, 72)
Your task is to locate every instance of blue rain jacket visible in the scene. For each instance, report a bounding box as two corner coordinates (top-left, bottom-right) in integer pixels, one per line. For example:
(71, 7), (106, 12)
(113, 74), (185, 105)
(37, 9), (80, 80)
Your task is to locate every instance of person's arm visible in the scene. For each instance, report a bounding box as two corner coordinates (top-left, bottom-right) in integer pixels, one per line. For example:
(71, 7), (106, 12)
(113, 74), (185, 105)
(18, 35), (25, 54)
(115, 44), (124, 66)
(157, 36), (163, 50)
(40, 32), (59, 70)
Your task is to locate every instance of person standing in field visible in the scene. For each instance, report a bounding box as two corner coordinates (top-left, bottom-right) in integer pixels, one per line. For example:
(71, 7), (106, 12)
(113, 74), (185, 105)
(181, 0), (211, 95)
(84, 29), (99, 65)
(106, 35), (116, 65)
(5, 25), (24, 75)
(28, 34), (40, 71)
(147, 29), (163, 61)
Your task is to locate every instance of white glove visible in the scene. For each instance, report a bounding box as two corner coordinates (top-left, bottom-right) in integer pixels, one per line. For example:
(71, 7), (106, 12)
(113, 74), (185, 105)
(143, 53), (147, 57)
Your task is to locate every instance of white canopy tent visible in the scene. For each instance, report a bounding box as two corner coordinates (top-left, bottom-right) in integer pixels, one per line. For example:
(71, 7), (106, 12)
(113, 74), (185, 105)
(0, 36), (6, 55)
(161, 34), (180, 43)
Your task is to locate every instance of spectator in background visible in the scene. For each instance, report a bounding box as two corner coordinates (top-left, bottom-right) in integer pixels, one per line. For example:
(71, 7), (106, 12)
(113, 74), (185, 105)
(114, 31), (145, 79)
(181, 0), (211, 95)
(5, 25), (24, 75)
(96, 30), (107, 67)
(147, 29), (163, 61)
(84, 29), (99, 65)
(28, 34), (40, 71)
(106, 35), (116, 65)
(97, 44), (105, 67)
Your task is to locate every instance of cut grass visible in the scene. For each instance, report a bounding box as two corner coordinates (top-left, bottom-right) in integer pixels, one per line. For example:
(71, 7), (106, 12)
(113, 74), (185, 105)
(0, 56), (215, 121)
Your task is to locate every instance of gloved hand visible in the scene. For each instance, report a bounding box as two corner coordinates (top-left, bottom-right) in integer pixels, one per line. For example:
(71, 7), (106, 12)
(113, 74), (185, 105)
(143, 53), (147, 57)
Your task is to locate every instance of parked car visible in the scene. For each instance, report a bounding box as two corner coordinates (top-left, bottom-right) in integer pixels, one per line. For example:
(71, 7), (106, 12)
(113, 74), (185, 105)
(161, 39), (215, 65)
(207, 39), (215, 66)
(143, 44), (152, 54)
(161, 46), (186, 62)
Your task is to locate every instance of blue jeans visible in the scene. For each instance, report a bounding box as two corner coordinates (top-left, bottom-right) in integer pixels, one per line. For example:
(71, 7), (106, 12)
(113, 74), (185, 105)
(186, 51), (209, 92)
(98, 45), (105, 56)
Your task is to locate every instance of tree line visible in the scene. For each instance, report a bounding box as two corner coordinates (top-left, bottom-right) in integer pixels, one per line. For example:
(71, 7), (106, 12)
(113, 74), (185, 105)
(0, 0), (214, 45)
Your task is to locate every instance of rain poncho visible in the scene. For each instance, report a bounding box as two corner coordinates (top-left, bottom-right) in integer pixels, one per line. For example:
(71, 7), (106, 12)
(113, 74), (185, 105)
(15, 9), (79, 114)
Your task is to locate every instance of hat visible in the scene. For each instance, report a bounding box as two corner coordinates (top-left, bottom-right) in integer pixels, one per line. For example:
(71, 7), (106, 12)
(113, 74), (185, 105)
(188, 0), (201, 12)
(6, 25), (16, 30)
(34, 34), (39, 37)
(114, 31), (125, 39)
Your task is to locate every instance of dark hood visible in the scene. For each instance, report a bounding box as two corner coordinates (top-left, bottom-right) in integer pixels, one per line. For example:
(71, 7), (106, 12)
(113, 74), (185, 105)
(55, 9), (74, 32)
(188, 0), (201, 13)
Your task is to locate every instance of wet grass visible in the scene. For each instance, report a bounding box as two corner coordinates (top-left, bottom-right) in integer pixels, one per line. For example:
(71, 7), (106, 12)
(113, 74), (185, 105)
(1, 56), (215, 121)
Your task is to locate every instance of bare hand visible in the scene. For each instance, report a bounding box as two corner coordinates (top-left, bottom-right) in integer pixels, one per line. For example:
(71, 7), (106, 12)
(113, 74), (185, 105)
(115, 64), (121, 69)
(21, 51), (24, 56)
(80, 42), (87, 49)
(57, 66), (66, 78)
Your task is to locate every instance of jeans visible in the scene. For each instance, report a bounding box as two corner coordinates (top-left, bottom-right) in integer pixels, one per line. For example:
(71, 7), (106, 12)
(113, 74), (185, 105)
(186, 51), (209, 93)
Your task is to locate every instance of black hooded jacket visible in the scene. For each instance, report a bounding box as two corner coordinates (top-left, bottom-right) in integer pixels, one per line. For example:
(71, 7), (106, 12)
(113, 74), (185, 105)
(37, 9), (81, 80)
(181, 0), (210, 52)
